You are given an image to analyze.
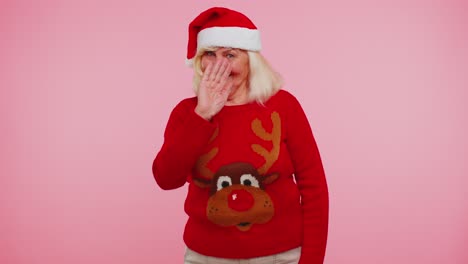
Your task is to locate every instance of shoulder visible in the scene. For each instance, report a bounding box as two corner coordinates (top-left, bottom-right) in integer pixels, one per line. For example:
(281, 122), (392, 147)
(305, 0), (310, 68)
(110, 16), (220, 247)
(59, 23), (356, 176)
(164, 97), (198, 121)
(266, 89), (309, 124)
(266, 89), (302, 108)
(171, 96), (197, 113)
(176, 96), (198, 108)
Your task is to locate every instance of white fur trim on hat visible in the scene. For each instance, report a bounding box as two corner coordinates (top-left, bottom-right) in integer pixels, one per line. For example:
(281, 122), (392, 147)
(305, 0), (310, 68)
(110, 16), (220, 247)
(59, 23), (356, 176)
(197, 26), (261, 53)
(185, 58), (194, 67)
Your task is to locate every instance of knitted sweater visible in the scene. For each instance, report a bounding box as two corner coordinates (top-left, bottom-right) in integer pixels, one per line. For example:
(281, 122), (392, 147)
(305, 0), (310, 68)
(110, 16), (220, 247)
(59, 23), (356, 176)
(152, 89), (329, 264)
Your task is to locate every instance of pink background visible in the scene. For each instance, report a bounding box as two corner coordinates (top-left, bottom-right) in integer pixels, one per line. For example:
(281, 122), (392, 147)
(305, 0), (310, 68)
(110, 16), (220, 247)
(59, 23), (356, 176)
(2, 0), (467, 263)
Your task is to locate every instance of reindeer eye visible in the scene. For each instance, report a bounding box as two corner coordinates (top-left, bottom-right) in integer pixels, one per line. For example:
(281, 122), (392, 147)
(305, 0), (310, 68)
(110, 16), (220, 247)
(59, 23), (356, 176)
(216, 176), (232, 191)
(240, 174), (260, 188)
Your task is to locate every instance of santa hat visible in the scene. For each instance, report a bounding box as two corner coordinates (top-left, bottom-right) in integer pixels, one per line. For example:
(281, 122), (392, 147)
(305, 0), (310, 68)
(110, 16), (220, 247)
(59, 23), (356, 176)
(186, 7), (261, 66)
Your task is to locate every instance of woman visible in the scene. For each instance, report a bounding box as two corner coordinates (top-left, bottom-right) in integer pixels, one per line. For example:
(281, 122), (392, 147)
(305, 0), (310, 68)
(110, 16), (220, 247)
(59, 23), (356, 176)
(152, 7), (329, 264)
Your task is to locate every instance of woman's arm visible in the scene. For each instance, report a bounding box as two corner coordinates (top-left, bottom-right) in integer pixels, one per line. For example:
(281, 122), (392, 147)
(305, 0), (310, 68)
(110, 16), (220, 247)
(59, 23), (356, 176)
(153, 59), (234, 190)
(152, 100), (217, 190)
(284, 92), (329, 264)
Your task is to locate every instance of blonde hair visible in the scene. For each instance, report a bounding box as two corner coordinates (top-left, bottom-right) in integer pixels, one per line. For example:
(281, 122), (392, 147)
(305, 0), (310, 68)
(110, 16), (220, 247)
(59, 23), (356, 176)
(192, 47), (283, 104)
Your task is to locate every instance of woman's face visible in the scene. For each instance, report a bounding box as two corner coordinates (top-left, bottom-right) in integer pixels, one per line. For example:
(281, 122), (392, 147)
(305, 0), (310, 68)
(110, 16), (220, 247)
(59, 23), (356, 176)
(200, 48), (249, 89)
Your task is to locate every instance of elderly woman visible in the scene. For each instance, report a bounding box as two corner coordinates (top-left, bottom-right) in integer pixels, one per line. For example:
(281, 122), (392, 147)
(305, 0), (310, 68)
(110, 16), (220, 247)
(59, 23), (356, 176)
(152, 7), (329, 264)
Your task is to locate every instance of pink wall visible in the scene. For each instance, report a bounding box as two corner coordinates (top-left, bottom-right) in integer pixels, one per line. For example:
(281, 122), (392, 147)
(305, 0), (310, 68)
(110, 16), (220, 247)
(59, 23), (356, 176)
(2, 0), (467, 263)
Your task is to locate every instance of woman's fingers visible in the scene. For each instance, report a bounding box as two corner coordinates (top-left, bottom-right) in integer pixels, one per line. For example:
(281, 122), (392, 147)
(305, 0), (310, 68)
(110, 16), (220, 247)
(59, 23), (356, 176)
(202, 62), (213, 82)
(214, 59), (229, 83)
(221, 62), (232, 80)
(196, 58), (233, 120)
(202, 59), (230, 87)
(208, 59), (223, 83)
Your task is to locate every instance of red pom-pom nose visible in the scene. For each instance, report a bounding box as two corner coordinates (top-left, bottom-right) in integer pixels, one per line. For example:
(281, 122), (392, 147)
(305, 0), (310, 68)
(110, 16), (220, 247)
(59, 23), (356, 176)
(228, 189), (254, 211)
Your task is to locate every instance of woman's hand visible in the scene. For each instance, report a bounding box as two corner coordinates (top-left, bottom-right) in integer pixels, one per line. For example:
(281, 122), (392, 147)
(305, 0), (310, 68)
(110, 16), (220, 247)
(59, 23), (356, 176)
(195, 58), (233, 121)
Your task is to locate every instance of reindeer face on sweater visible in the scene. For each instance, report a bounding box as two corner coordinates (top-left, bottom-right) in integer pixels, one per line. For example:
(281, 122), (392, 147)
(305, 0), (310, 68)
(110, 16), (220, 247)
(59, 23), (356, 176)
(206, 162), (278, 231)
(194, 112), (281, 231)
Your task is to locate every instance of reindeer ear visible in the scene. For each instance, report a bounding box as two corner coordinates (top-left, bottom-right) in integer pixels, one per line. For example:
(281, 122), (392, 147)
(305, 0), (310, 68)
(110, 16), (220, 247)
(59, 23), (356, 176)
(263, 173), (279, 185)
(193, 178), (211, 188)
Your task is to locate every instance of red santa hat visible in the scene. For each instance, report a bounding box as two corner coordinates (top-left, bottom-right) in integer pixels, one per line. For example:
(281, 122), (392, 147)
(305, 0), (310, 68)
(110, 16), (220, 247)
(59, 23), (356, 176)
(186, 7), (261, 66)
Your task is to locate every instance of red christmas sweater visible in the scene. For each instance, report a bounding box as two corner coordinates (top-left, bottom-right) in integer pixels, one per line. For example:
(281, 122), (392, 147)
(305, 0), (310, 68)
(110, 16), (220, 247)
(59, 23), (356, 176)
(152, 90), (329, 263)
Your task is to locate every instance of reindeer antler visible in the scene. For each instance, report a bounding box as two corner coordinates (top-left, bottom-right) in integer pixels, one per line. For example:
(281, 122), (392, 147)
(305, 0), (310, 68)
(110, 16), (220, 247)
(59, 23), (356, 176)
(251, 111), (281, 175)
(194, 127), (219, 184)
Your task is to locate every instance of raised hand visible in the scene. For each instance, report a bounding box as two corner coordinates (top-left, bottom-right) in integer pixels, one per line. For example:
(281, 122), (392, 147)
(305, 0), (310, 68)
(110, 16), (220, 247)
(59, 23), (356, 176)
(195, 58), (233, 120)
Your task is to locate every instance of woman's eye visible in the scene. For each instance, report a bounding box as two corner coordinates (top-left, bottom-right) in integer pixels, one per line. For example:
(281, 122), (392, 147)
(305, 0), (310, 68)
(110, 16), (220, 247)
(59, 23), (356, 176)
(226, 53), (235, 58)
(205, 51), (215, 57)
